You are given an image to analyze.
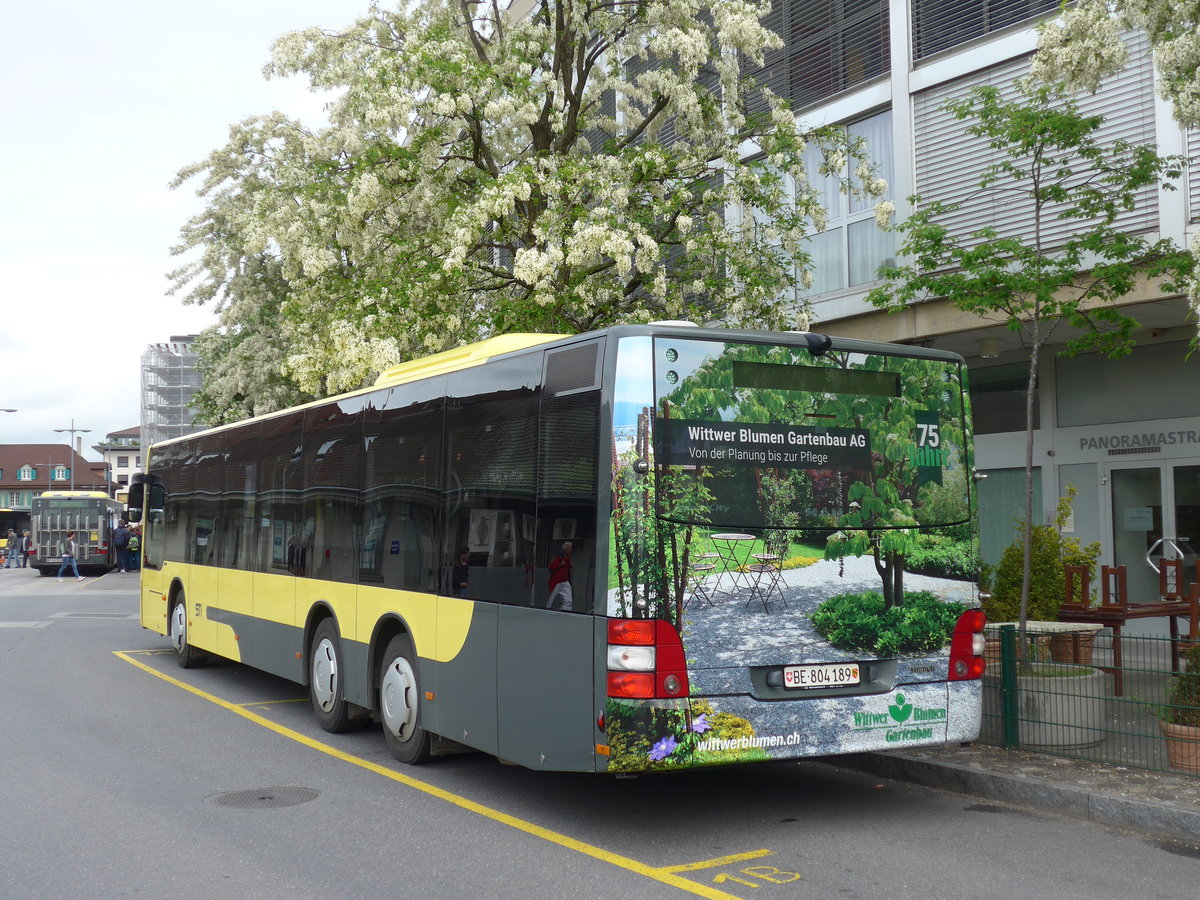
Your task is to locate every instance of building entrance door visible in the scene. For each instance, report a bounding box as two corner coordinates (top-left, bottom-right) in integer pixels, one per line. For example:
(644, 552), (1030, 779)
(1104, 463), (1200, 604)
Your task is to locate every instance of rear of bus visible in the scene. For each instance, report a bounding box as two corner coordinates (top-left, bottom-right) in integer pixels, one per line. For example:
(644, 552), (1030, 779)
(602, 328), (984, 772)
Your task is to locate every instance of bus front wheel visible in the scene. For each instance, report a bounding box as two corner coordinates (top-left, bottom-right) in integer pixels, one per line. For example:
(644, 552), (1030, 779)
(379, 634), (432, 765)
(169, 595), (203, 669)
(309, 619), (368, 733)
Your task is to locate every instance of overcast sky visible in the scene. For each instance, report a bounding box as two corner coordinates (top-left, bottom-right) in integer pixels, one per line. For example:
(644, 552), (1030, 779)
(0, 0), (359, 459)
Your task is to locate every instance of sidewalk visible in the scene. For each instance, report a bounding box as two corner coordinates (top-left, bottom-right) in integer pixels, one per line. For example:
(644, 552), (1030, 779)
(833, 743), (1200, 842)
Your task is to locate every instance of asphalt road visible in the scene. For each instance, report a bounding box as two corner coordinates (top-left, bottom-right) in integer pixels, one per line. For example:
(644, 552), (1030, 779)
(2, 568), (1198, 899)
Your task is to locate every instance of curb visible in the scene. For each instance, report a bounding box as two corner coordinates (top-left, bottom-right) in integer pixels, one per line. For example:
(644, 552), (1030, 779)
(832, 751), (1200, 843)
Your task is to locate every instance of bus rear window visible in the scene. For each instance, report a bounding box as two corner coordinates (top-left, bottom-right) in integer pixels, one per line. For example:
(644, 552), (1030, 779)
(651, 338), (970, 531)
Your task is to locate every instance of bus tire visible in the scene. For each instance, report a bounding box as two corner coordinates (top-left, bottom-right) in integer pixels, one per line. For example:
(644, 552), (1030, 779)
(169, 594), (204, 669)
(379, 634), (432, 765)
(309, 618), (367, 733)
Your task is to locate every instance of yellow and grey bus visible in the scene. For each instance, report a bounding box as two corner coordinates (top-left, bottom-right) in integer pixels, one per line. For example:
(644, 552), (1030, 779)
(129, 324), (984, 772)
(0, 508), (31, 550)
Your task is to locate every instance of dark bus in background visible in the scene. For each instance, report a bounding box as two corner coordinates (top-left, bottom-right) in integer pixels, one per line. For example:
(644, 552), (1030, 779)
(31, 491), (122, 576)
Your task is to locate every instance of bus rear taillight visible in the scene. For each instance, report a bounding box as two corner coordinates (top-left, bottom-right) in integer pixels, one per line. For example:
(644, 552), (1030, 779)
(606, 618), (689, 699)
(948, 608), (987, 680)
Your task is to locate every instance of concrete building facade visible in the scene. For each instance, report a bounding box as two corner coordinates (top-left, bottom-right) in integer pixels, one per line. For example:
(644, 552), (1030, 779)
(747, 1), (1199, 590)
(91, 426), (142, 494)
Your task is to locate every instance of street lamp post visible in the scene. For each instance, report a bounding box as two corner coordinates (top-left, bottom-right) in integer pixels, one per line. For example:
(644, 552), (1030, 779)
(54, 419), (91, 492)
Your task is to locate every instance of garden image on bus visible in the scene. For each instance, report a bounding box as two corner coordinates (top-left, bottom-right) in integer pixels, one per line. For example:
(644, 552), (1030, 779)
(128, 324), (984, 773)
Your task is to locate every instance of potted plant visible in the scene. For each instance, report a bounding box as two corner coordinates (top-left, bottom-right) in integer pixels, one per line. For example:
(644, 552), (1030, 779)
(981, 486), (1100, 664)
(1160, 643), (1200, 774)
(980, 489), (1107, 748)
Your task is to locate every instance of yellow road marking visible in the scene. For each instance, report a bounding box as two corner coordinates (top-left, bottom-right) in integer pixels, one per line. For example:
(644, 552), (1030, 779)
(659, 849), (772, 874)
(114, 650), (745, 900)
(239, 698), (309, 707)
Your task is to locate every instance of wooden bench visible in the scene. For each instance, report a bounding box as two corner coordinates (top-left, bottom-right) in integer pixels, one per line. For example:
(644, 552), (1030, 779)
(1058, 564), (1199, 696)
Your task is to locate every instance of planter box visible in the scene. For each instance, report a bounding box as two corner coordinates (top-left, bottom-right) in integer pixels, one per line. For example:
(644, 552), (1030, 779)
(1049, 631), (1098, 665)
(1160, 720), (1200, 774)
(1017, 665), (1107, 749)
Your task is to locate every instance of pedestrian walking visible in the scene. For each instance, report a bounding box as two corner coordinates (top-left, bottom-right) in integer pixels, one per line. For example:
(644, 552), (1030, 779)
(20, 530), (31, 567)
(3, 530), (18, 568)
(57, 531), (84, 582)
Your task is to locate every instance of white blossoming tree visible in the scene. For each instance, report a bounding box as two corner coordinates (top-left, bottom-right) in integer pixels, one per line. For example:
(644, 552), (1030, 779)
(1031, 0), (1200, 340)
(173, 0), (877, 420)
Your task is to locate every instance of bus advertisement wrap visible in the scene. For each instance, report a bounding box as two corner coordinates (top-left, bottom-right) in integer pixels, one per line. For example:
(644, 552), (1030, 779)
(132, 325), (981, 774)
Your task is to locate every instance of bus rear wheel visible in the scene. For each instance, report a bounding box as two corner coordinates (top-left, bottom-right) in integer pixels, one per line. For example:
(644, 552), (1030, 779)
(309, 619), (368, 733)
(169, 594), (203, 669)
(379, 634), (432, 765)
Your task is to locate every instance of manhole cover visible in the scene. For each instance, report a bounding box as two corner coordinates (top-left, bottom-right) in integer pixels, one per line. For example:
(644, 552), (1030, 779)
(210, 787), (319, 809)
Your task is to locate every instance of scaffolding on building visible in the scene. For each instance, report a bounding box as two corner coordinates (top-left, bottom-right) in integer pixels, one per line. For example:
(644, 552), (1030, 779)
(140, 336), (202, 448)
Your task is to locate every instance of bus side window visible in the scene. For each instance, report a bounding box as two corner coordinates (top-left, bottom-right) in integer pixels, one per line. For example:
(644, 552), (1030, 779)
(444, 357), (540, 606)
(536, 391), (600, 613)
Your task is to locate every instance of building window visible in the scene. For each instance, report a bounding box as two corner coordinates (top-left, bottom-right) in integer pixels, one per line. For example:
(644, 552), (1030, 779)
(970, 361), (1038, 435)
(17, 466), (35, 482)
(136, 456), (142, 467)
(118, 474), (129, 486)
(749, 0), (889, 114)
(802, 109), (896, 296)
(117, 456), (129, 468)
(912, 0), (1060, 61)
(52, 466), (69, 482)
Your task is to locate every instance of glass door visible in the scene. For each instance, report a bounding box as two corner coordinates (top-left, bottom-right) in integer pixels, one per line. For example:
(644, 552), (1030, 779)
(1105, 463), (1200, 604)
(1108, 466), (1163, 605)
(1172, 465), (1200, 597)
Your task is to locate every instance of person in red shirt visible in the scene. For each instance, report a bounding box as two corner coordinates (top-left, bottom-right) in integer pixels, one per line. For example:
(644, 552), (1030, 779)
(547, 541), (573, 611)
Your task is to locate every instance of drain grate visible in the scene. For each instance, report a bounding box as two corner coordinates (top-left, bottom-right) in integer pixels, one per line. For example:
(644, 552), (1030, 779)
(210, 787), (319, 809)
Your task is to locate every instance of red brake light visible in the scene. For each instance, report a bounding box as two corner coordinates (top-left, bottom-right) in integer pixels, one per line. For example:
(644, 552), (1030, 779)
(606, 618), (689, 699)
(949, 608), (986, 680)
(607, 672), (656, 698)
(608, 619), (656, 645)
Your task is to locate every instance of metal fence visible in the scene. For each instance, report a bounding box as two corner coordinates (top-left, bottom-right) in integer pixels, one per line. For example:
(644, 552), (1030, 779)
(979, 624), (1200, 776)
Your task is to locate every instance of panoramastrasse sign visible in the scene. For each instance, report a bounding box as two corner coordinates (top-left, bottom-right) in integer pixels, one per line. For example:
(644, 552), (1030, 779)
(1078, 429), (1200, 451)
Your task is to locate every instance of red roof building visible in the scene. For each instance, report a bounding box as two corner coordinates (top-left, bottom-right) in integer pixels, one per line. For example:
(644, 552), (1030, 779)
(0, 444), (115, 510)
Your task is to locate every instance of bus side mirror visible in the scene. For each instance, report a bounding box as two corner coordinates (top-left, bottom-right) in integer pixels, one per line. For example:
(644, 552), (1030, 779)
(126, 482), (144, 523)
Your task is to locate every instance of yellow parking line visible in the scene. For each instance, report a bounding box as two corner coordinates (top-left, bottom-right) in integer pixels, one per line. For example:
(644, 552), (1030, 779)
(238, 698), (309, 707)
(659, 849), (772, 874)
(114, 650), (745, 900)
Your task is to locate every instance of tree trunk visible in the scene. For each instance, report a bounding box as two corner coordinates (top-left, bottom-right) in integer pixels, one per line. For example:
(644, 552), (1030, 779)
(1019, 338), (1042, 659)
(875, 549), (905, 608)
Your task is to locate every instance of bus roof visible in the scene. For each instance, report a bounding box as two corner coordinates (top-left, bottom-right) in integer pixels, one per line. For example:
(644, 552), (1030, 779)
(144, 324), (966, 456)
(373, 334), (565, 388)
(38, 491), (111, 499)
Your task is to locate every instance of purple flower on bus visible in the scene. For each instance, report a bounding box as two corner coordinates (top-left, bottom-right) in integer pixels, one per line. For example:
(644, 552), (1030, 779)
(691, 714), (711, 734)
(648, 735), (678, 762)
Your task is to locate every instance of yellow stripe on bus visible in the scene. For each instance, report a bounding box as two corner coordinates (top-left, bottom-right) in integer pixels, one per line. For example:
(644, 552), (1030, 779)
(143, 564), (477, 664)
(114, 650), (742, 900)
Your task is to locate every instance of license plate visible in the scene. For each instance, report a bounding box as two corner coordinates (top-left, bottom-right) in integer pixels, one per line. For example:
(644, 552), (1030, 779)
(782, 662), (861, 689)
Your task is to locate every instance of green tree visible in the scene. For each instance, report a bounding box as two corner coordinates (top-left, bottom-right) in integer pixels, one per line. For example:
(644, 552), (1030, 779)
(819, 354), (967, 608)
(868, 78), (1194, 636)
(1031, 0), (1200, 347)
(172, 0), (883, 418)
